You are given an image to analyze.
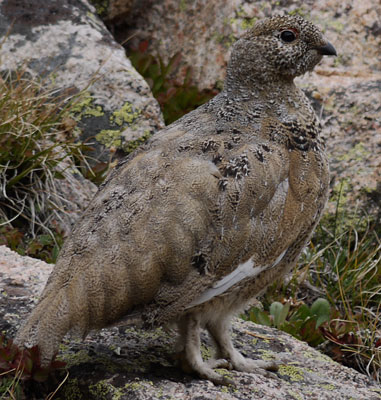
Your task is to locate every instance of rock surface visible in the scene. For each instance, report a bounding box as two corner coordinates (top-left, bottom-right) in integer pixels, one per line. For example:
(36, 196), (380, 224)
(0, 246), (380, 399)
(0, 0), (164, 164)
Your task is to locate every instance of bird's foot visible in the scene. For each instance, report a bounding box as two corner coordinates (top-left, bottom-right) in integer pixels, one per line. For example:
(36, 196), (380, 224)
(230, 356), (279, 378)
(198, 364), (234, 386)
(206, 358), (231, 369)
(176, 351), (234, 385)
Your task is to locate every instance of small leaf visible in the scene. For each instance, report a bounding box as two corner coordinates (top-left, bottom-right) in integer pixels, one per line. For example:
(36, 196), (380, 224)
(278, 302), (290, 328)
(270, 302), (284, 328)
(310, 298), (331, 328)
(249, 307), (271, 326)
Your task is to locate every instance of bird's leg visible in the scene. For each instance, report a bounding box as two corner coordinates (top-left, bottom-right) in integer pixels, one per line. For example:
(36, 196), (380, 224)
(207, 316), (278, 374)
(177, 314), (233, 385)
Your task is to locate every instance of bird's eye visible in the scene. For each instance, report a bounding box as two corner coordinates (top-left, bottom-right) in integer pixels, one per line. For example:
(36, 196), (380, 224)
(280, 30), (296, 43)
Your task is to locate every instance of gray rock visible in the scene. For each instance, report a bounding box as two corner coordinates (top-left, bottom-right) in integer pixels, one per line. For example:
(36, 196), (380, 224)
(0, 0), (164, 164)
(0, 247), (379, 399)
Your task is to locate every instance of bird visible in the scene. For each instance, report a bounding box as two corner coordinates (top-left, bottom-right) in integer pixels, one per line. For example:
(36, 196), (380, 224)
(15, 15), (336, 385)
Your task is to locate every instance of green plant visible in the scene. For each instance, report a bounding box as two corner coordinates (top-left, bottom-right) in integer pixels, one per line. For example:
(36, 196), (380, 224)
(245, 298), (332, 347)
(128, 41), (218, 125)
(0, 69), (88, 262)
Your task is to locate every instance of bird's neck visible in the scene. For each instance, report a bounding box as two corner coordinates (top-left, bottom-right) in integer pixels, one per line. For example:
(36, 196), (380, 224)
(224, 74), (297, 102)
(218, 76), (316, 131)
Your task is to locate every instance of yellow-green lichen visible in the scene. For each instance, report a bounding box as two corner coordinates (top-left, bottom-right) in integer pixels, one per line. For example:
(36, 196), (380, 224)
(302, 350), (335, 363)
(258, 349), (276, 361)
(332, 53), (346, 67)
(212, 32), (237, 48)
(241, 18), (257, 30)
(58, 378), (83, 400)
(220, 386), (230, 393)
(111, 102), (141, 126)
(328, 20), (345, 33)
(215, 368), (234, 379)
(289, 8), (307, 17)
(287, 390), (303, 400)
(96, 129), (122, 148)
(201, 344), (212, 360)
(124, 382), (143, 391)
(111, 387), (126, 400)
(90, 0), (109, 16)
(61, 348), (121, 374)
(124, 380), (154, 392)
(336, 142), (369, 163)
(61, 349), (93, 368)
(320, 383), (336, 390)
(89, 380), (113, 399)
(278, 364), (306, 382)
(71, 91), (104, 118)
(123, 326), (168, 341)
(88, 380), (129, 400)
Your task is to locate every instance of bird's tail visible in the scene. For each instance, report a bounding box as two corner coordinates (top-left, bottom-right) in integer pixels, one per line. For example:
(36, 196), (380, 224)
(14, 288), (72, 365)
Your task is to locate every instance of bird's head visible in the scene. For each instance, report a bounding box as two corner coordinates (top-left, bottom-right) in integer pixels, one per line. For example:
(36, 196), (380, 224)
(226, 15), (336, 88)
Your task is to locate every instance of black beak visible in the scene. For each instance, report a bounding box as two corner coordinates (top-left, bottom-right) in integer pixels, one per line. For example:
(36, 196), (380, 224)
(316, 41), (337, 56)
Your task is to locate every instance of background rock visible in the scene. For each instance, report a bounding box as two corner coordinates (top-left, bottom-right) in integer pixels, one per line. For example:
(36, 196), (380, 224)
(0, 247), (379, 399)
(0, 0), (164, 164)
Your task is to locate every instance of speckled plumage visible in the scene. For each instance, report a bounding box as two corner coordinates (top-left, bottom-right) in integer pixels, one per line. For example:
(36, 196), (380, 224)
(15, 15), (336, 385)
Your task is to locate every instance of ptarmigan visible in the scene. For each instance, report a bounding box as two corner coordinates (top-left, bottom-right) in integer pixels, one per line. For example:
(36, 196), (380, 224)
(15, 15), (336, 385)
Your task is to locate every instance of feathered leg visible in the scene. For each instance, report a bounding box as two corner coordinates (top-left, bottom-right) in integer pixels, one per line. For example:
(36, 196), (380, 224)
(206, 316), (278, 374)
(177, 313), (233, 385)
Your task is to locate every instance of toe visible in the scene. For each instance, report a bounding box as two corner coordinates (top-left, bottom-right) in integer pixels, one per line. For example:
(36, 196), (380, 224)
(253, 359), (279, 372)
(206, 358), (231, 369)
(232, 357), (279, 373)
(201, 370), (234, 386)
